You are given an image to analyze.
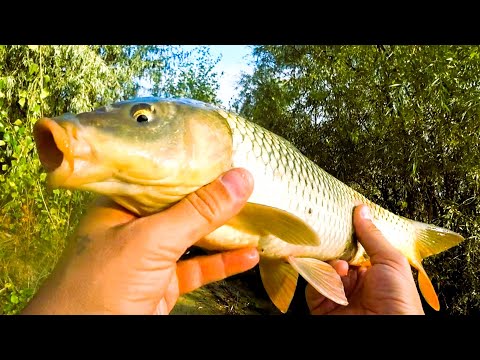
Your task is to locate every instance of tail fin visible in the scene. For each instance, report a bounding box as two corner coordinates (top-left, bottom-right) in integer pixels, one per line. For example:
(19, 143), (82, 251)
(409, 220), (465, 311)
(413, 221), (465, 258)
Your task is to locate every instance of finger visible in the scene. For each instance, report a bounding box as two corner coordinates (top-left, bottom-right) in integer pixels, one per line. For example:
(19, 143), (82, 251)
(353, 205), (408, 266)
(305, 283), (327, 313)
(329, 259), (349, 277)
(328, 260), (355, 295)
(77, 196), (138, 234)
(306, 270), (358, 314)
(176, 247), (259, 295)
(163, 276), (180, 314)
(154, 298), (169, 315)
(134, 168), (254, 256)
(306, 263), (356, 314)
(305, 259), (348, 312)
(342, 268), (360, 298)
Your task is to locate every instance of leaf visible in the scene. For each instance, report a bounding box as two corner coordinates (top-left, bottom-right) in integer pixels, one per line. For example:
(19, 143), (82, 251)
(29, 63), (39, 75)
(18, 97), (25, 108)
(32, 104), (41, 114)
(10, 294), (19, 304)
(28, 45), (39, 51)
(14, 119), (22, 126)
(40, 89), (49, 100)
(0, 140), (5, 146)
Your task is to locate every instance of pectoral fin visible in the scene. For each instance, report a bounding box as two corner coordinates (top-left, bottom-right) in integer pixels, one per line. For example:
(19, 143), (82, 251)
(259, 258), (299, 313)
(229, 202), (321, 246)
(213, 203), (341, 313)
(287, 256), (348, 306)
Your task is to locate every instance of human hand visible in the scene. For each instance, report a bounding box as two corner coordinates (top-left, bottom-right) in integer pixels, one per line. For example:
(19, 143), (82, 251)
(22, 168), (259, 315)
(306, 204), (425, 315)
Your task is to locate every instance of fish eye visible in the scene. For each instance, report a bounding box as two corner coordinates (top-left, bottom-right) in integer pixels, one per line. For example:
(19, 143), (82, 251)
(130, 103), (155, 123)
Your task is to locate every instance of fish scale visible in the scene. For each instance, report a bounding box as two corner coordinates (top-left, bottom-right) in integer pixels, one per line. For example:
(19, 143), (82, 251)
(225, 111), (373, 260)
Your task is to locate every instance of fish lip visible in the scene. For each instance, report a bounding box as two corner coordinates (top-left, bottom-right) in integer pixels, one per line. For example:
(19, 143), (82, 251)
(33, 117), (75, 186)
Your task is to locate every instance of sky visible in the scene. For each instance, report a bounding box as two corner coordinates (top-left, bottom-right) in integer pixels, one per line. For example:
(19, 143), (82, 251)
(182, 45), (254, 107)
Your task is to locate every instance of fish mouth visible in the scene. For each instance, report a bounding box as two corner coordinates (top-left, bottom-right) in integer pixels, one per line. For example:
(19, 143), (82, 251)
(33, 118), (75, 184)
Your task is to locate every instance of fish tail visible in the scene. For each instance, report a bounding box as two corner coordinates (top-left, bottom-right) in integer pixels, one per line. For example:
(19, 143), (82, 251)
(408, 220), (465, 311)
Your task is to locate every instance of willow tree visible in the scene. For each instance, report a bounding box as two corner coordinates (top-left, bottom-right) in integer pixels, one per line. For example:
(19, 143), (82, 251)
(235, 45), (480, 314)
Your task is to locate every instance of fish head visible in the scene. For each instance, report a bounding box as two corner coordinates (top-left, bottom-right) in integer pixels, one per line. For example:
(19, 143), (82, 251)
(33, 98), (233, 215)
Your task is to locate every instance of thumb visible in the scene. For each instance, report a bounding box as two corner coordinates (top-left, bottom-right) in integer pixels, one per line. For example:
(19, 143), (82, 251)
(353, 205), (409, 267)
(133, 167), (254, 258)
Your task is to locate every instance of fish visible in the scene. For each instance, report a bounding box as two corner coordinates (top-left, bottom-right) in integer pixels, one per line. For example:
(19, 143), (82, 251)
(33, 97), (465, 313)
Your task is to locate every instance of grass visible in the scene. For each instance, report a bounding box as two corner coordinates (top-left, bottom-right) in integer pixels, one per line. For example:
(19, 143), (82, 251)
(0, 180), (93, 314)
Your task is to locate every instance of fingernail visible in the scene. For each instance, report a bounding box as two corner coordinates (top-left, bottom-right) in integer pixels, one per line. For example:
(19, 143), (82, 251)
(220, 169), (252, 199)
(360, 206), (373, 221)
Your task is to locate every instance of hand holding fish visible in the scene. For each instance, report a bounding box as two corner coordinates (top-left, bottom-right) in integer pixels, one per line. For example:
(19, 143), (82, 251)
(306, 205), (425, 315)
(22, 168), (259, 315)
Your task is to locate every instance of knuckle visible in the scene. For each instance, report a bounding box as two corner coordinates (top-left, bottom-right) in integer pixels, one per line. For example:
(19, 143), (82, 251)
(185, 187), (223, 225)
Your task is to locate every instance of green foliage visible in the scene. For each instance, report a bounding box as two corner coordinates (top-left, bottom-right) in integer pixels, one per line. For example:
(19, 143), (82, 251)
(0, 45), (220, 314)
(149, 46), (222, 105)
(0, 281), (34, 315)
(235, 45), (480, 314)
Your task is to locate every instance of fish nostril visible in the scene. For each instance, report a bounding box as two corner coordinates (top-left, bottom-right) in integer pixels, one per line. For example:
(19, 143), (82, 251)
(33, 122), (64, 172)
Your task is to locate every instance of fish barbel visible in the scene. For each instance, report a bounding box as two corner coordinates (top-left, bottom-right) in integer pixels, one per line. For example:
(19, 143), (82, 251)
(33, 97), (465, 313)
